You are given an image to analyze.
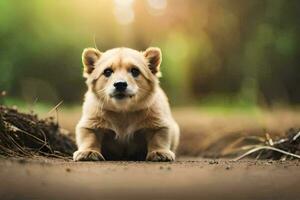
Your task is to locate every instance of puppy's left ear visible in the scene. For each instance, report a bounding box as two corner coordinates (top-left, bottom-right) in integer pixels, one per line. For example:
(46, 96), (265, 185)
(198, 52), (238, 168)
(143, 47), (162, 76)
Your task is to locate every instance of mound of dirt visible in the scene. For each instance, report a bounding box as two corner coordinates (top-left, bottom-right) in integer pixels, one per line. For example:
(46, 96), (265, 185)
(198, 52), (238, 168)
(0, 105), (76, 159)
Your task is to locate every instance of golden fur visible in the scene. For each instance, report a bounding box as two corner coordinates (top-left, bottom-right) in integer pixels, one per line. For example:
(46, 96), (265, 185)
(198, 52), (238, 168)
(73, 47), (180, 161)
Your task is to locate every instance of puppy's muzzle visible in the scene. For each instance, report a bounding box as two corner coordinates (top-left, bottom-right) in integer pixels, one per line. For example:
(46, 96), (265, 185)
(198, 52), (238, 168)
(111, 81), (133, 100)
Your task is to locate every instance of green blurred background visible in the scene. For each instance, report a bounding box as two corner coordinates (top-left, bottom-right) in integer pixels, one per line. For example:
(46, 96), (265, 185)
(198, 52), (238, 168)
(0, 0), (299, 108)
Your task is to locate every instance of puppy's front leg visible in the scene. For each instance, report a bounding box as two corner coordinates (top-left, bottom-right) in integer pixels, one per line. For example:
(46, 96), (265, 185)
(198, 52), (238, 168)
(146, 128), (175, 162)
(73, 126), (105, 161)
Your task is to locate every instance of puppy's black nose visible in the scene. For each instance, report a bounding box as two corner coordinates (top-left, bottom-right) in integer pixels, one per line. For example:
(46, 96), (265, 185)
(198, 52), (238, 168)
(113, 81), (127, 92)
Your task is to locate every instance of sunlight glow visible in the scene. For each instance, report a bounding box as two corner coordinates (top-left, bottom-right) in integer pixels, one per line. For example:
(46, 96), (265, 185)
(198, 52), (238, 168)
(147, 0), (167, 10)
(114, 0), (134, 7)
(114, 0), (135, 25)
(147, 0), (167, 15)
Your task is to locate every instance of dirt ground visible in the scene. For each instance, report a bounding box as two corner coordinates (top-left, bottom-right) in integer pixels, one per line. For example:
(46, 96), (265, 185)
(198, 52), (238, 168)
(0, 157), (300, 200)
(1, 107), (300, 200)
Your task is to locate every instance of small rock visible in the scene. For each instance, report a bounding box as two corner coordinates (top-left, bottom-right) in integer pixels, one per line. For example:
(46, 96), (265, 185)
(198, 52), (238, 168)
(209, 160), (218, 165)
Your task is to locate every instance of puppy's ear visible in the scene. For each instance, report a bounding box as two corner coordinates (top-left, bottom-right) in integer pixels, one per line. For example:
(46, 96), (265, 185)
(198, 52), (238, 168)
(144, 47), (162, 75)
(82, 48), (101, 77)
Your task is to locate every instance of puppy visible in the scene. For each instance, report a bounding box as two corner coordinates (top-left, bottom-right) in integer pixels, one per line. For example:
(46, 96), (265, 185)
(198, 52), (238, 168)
(73, 47), (180, 161)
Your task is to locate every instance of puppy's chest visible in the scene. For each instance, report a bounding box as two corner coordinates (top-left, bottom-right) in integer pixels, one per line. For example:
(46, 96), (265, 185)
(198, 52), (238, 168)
(104, 113), (146, 137)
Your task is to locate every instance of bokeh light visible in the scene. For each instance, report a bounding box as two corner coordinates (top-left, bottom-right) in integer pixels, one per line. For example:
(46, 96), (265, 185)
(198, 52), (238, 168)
(147, 0), (167, 15)
(114, 0), (135, 25)
(147, 0), (167, 10)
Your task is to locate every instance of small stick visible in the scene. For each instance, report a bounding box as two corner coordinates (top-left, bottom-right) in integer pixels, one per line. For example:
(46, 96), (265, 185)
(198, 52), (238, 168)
(93, 33), (99, 50)
(8, 122), (49, 147)
(233, 146), (300, 161)
(265, 133), (273, 146)
(293, 131), (300, 141)
(47, 101), (63, 115)
(47, 100), (63, 125)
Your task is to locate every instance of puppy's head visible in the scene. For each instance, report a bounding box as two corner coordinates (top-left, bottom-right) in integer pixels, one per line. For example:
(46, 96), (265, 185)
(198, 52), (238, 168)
(82, 47), (162, 111)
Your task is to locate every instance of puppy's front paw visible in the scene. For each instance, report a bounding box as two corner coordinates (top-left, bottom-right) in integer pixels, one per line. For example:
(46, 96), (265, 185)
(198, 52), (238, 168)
(73, 150), (105, 161)
(146, 149), (175, 162)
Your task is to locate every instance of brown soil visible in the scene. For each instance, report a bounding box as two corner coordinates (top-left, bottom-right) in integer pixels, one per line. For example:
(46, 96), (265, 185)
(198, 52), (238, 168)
(1, 158), (300, 200)
(1, 107), (300, 199)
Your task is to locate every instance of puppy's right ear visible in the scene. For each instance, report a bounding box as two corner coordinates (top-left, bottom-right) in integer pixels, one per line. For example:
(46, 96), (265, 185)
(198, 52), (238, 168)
(82, 48), (101, 77)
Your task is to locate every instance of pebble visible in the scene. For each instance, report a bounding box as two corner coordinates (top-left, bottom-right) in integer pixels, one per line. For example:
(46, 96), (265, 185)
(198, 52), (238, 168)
(209, 160), (218, 164)
(225, 165), (231, 170)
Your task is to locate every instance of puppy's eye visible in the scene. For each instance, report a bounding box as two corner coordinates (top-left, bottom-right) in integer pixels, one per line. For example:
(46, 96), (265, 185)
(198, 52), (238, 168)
(130, 67), (140, 77)
(103, 68), (113, 77)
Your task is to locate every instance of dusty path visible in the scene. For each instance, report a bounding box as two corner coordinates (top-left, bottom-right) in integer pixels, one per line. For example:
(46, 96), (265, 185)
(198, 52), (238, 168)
(1, 158), (300, 200)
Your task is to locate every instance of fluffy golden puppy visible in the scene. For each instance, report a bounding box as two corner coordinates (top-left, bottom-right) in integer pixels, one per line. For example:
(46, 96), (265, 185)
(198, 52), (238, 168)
(73, 47), (180, 161)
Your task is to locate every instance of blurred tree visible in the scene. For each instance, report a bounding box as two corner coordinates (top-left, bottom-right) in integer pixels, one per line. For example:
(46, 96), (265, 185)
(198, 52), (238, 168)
(0, 0), (299, 105)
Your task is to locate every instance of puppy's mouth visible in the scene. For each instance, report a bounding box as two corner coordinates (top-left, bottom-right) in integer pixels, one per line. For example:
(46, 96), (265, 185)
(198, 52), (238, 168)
(110, 92), (134, 100)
